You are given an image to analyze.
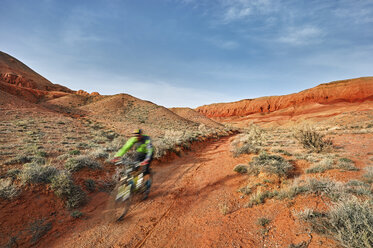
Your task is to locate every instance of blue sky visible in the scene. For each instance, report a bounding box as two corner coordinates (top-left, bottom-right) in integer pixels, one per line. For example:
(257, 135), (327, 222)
(1, 0), (373, 107)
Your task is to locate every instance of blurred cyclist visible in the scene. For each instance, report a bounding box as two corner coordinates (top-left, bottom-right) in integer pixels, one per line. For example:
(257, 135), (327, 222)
(112, 129), (153, 199)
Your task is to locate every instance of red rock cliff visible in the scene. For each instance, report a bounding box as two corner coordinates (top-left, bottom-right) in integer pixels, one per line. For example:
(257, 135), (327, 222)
(196, 77), (373, 118)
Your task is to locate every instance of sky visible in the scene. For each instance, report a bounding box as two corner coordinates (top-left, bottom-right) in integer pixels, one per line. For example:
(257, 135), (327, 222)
(1, 0), (373, 108)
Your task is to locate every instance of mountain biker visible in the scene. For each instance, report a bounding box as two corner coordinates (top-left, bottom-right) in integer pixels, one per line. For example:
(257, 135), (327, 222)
(112, 129), (153, 200)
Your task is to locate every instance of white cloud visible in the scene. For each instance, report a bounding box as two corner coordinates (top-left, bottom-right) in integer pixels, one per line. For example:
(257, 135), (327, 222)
(278, 26), (324, 46)
(220, 0), (278, 23)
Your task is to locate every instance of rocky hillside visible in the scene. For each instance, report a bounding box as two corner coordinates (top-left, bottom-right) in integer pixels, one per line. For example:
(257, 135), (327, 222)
(0, 51), (72, 92)
(170, 107), (224, 129)
(196, 77), (373, 118)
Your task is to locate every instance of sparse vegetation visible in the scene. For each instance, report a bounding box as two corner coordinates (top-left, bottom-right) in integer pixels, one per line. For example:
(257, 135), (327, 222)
(20, 163), (58, 184)
(257, 217), (271, 227)
(248, 152), (293, 178)
(230, 125), (264, 157)
(336, 158), (358, 171)
(71, 210), (83, 218)
(362, 166), (373, 183)
(306, 158), (334, 173)
(0, 179), (20, 199)
(29, 218), (53, 245)
(50, 171), (86, 209)
(295, 128), (333, 153)
(89, 148), (109, 159)
(65, 155), (101, 172)
(277, 178), (372, 201)
(297, 197), (373, 248)
(84, 179), (96, 192)
(246, 190), (278, 207)
(233, 164), (248, 174)
(69, 150), (81, 155)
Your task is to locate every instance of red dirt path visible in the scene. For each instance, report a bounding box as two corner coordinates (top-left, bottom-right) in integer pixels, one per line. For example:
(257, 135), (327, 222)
(41, 136), (334, 248)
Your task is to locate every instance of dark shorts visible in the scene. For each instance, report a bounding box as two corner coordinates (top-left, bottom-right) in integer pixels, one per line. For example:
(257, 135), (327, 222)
(135, 152), (153, 175)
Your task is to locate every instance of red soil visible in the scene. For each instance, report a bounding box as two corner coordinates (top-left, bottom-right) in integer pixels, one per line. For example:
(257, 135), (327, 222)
(36, 136), (346, 248)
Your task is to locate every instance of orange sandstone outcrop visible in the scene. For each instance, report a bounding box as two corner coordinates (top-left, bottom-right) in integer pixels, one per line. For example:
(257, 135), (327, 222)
(196, 77), (373, 118)
(76, 90), (100, 96)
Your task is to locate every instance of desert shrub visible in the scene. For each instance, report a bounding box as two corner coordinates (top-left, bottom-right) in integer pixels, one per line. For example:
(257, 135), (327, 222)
(233, 164), (248, 174)
(257, 217), (271, 227)
(6, 169), (21, 180)
(153, 130), (198, 159)
(50, 171), (86, 209)
(272, 149), (292, 156)
(29, 218), (53, 245)
(71, 210), (83, 218)
(106, 137), (126, 152)
(295, 128), (333, 153)
(36, 150), (47, 157)
(97, 130), (118, 141)
(65, 155), (101, 172)
(31, 156), (46, 165)
(84, 179), (96, 192)
(20, 163), (58, 184)
(69, 150), (81, 155)
(247, 190), (278, 207)
(230, 125), (264, 157)
(297, 197), (373, 248)
(363, 166), (373, 183)
(0, 179), (20, 199)
(89, 148), (109, 159)
(336, 158), (358, 171)
(56, 153), (70, 161)
(249, 152), (293, 177)
(5, 154), (33, 165)
(277, 178), (372, 201)
(306, 158), (334, 174)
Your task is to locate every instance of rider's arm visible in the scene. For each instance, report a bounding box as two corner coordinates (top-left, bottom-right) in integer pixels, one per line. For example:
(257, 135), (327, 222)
(115, 137), (137, 157)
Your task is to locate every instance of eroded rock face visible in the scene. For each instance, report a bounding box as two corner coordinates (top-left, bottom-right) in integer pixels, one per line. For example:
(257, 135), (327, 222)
(196, 77), (373, 118)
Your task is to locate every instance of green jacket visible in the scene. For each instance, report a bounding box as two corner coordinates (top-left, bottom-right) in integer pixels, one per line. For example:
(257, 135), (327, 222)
(115, 135), (153, 160)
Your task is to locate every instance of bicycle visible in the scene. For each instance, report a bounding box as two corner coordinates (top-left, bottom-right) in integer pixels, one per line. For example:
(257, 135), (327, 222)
(107, 157), (152, 221)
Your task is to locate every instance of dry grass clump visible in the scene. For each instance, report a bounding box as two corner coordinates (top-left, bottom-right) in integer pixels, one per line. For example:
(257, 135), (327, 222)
(362, 166), (373, 183)
(5, 154), (33, 165)
(0, 179), (20, 199)
(306, 158), (334, 173)
(233, 164), (248, 174)
(248, 152), (293, 178)
(247, 190), (278, 207)
(6, 169), (21, 180)
(89, 148), (109, 159)
(336, 158), (358, 171)
(277, 178), (372, 201)
(230, 125), (264, 157)
(153, 130), (199, 158)
(65, 155), (101, 172)
(50, 171), (86, 209)
(297, 197), (373, 248)
(20, 163), (59, 184)
(295, 128), (333, 153)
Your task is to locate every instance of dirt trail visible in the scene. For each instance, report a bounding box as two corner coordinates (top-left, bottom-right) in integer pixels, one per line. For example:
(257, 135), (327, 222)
(43, 136), (255, 247)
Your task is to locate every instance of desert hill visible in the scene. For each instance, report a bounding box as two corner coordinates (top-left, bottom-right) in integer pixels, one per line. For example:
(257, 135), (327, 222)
(170, 107), (224, 129)
(78, 94), (202, 137)
(196, 77), (373, 124)
(0, 51), (72, 92)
